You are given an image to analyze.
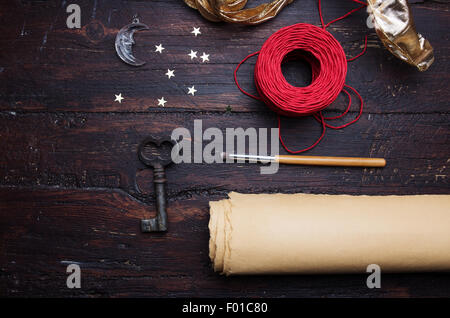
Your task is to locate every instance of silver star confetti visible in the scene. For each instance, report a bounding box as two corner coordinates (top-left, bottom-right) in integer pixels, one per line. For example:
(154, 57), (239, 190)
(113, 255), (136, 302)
(114, 93), (124, 103)
(187, 86), (197, 96)
(191, 27), (201, 37)
(188, 50), (198, 60)
(155, 44), (165, 53)
(200, 52), (209, 63)
(158, 97), (167, 107)
(165, 69), (175, 79)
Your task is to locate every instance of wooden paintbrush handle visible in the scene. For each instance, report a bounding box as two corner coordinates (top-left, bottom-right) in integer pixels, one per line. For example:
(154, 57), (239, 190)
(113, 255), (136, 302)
(275, 155), (386, 167)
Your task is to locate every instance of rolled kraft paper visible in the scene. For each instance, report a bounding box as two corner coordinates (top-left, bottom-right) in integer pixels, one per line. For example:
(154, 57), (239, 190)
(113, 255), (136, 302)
(209, 192), (450, 275)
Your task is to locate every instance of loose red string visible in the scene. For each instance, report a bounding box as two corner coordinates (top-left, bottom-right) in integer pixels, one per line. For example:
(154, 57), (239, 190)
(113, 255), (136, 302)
(234, 0), (368, 153)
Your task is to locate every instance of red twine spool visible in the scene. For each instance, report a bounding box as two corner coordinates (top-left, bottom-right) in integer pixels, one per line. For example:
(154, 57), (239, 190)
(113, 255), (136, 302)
(234, 0), (368, 153)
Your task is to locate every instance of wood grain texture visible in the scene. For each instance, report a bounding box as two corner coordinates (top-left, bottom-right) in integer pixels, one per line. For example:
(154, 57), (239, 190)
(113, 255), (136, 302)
(0, 0), (449, 297)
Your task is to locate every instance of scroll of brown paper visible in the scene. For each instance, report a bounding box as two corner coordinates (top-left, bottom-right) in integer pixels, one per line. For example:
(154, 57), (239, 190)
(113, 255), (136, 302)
(209, 192), (450, 275)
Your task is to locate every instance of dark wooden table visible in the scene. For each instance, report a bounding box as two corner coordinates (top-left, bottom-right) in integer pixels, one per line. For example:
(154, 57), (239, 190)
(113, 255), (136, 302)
(1, 0), (449, 297)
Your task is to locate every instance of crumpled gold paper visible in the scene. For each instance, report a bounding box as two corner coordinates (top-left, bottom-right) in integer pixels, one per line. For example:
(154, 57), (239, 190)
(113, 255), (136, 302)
(367, 0), (434, 71)
(184, 0), (294, 25)
(184, 0), (434, 71)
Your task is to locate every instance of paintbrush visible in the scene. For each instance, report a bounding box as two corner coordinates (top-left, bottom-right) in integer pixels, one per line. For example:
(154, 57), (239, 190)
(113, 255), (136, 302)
(221, 153), (386, 168)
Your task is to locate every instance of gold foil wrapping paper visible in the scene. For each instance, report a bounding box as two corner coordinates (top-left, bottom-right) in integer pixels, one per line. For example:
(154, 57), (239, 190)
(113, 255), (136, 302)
(367, 0), (434, 71)
(184, 0), (434, 70)
(184, 0), (294, 25)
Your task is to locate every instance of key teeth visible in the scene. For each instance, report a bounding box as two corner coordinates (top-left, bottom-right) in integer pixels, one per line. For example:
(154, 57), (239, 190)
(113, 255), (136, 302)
(141, 218), (167, 232)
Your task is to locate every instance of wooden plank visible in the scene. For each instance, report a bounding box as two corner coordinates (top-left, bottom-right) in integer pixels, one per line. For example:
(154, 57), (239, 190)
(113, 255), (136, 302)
(0, 0), (448, 113)
(1, 188), (450, 297)
(0, 111), (448, 196)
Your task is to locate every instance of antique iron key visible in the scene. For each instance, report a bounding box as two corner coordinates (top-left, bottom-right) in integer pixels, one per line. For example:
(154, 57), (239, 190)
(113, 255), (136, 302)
(138, 137), (178, 232)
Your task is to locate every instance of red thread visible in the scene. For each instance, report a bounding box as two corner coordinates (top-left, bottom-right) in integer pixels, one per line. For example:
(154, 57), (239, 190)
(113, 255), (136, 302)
(234, 0), (368, 153)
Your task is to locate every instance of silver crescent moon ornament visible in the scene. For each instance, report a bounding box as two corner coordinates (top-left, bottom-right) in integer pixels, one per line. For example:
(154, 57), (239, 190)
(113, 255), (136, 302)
(115, 18), (150, 66)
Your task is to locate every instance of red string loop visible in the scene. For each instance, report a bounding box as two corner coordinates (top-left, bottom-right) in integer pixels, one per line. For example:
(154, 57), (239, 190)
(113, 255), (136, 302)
(234, 0), (368, 153)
